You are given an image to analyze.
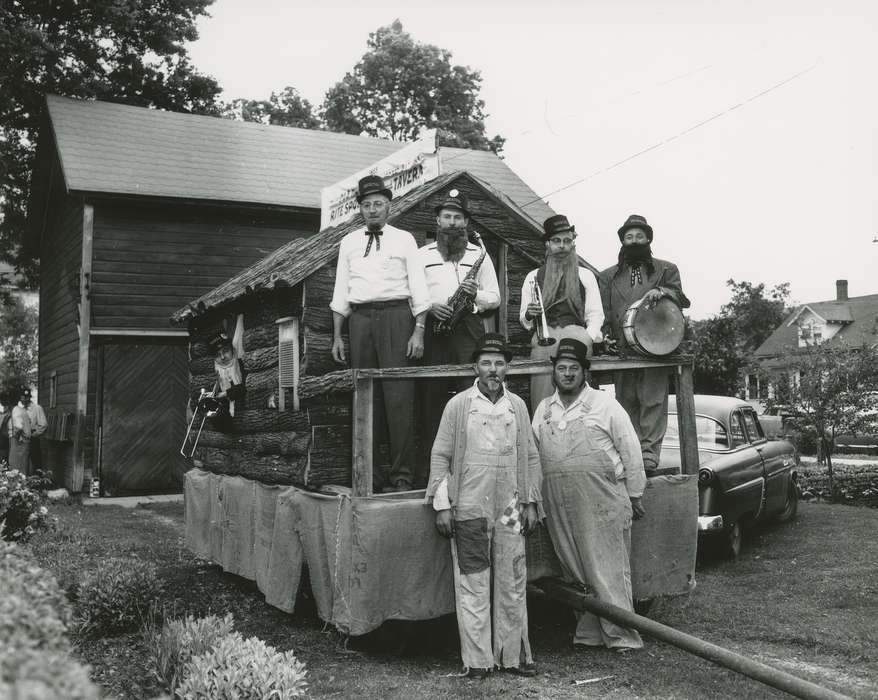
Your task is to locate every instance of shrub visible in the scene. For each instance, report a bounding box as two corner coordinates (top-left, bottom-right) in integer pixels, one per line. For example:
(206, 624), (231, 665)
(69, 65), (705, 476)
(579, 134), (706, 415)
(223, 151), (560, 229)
(28, 528), (98, 600)
(0, 647), (100, 700)
(0, 542), (71, 652)
(176, 633), (308, 699)
(77, 557), (162, 635)
(146, 612), (235, 693)
(0, 467), (53, 541)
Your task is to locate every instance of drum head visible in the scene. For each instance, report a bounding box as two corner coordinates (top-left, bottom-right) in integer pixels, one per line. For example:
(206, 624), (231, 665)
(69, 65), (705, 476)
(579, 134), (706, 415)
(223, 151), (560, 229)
(632, 298), (685, 356)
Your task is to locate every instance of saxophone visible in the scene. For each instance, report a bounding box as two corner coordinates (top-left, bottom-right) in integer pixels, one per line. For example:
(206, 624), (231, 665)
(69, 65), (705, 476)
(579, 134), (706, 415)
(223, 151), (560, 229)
(433, 231), (487, 335)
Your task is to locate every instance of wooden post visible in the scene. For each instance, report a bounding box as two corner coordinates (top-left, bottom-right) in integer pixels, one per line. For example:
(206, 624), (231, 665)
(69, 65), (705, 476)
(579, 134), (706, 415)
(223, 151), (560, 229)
(351, 371), (374, 496)
(497, 243), (508, 338)
(675, 362), (699, 475)
(71, 203), (94, 493)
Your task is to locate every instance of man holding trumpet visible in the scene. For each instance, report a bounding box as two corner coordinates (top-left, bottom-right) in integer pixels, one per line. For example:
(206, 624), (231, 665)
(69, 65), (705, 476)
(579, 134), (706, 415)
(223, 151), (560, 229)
(520, 214), (604, 411)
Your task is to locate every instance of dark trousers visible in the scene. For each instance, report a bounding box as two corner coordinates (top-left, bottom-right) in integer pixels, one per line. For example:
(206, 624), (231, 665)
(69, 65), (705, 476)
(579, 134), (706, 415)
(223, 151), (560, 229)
(614, 366), (670, 469)
(419, 314), (483, 485)
(349, 302), (415, 489)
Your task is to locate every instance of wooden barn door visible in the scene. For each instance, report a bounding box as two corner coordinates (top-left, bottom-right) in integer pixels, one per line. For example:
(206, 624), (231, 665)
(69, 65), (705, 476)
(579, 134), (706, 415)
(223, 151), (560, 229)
(100, 341), (188, 495)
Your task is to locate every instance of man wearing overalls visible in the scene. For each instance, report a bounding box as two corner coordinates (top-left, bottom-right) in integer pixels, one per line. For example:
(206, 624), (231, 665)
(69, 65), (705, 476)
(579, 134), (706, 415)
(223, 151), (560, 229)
(533, 338), (646, 651)
(426, 333), (543, 678)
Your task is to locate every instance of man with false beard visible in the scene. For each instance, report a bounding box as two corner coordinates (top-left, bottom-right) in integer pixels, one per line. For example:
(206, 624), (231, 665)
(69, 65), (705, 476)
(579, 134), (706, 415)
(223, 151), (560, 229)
(598, 214), (690, 473)
(520, 215), (604, 411)
(417, 189), (500, 482)
(532, 337), (646, 651)
(426, 333), (543, 679)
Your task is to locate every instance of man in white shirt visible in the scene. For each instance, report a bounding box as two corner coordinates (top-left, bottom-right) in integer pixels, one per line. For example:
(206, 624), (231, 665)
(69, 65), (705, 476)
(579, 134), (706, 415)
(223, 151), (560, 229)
(532, 338), (646, 651)
(426, 333), (542, 678)
(418, 188), (500, 482)
(520, 215), (604, 411)
(8, 387), (36, 474)
(25, 389), (48, 472)
(330, 175), (431, 492)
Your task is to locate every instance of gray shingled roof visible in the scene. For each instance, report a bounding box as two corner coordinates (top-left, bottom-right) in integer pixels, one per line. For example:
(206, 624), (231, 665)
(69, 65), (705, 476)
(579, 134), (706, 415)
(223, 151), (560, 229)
(754, 293), (878, 357)
(171, 170), (547, 324)
(45, 95), (554, 223)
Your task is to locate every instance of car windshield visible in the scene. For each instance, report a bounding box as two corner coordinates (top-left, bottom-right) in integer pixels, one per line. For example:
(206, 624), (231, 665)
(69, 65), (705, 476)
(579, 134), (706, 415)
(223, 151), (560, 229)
(665, 415), (730, 451)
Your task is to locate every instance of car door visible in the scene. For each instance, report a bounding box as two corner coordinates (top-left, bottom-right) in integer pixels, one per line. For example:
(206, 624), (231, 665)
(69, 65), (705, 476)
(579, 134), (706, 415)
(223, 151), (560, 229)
(718, 410), (765, 523)
(744, 408), (788, 514)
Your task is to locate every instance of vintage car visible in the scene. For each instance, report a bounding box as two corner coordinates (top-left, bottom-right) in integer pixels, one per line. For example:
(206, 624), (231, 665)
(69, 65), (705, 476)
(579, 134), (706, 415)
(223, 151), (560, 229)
(660, 395), (800, 557)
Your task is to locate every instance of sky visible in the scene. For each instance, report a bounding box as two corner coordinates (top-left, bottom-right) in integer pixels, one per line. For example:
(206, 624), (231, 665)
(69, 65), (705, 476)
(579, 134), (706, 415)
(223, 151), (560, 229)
(187, 0), (877, 319)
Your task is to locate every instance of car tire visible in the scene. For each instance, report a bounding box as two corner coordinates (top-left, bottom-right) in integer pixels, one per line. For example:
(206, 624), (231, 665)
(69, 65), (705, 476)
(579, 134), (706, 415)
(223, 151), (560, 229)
(775, 478), (799, 523)
(724, 522), (742, 559)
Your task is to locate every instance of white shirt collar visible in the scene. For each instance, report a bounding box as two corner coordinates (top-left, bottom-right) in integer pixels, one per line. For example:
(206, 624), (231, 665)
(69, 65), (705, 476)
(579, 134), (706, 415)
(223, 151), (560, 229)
(548, 385), (591, 411)
(469, 377), (507, 403)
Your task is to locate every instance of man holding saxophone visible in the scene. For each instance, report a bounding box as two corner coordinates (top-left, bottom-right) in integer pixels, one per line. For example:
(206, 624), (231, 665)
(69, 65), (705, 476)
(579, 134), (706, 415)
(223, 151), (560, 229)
(417, 188), (500, 482)
(520, 215), (604, 411)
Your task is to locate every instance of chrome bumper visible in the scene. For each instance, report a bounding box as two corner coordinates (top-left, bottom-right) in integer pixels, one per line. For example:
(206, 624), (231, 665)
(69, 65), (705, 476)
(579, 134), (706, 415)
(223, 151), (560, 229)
(698, 515), (724, 532)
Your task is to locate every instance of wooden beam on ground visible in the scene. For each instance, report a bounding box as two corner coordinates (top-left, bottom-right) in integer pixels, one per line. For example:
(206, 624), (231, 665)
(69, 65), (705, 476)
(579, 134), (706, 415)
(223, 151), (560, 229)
(351, 372), (374, 497)
(675, 362), (700, 475)
(533, 579), (850, 700)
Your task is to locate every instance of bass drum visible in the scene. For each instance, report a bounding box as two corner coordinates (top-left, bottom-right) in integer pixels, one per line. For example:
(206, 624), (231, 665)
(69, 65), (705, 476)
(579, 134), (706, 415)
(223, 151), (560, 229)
(622, 297), (685, 357)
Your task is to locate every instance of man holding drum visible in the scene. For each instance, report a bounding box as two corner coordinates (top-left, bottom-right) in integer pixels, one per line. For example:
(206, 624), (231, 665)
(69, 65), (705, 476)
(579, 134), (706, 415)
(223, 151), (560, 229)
(520, 214), (604, 411)
(599, 214), (690, 472)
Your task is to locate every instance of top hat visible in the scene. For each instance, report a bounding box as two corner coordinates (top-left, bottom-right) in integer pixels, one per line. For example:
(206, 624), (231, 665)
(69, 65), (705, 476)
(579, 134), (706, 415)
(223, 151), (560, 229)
(551, 338), (591, 368)
(434, 188), (471, 217)
(471, 332), (513, 362)
(617, 214), (654, 242)
(542, 214), (576, 241)
(356, 175), (393, 203)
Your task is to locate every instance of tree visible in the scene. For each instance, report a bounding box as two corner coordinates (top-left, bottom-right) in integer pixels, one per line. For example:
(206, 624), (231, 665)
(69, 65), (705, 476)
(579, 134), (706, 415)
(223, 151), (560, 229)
(690, 280), (791, 394)
(221, 86), (321, 129)
(0, 0), (222, 286)
(0, 295), (39, 394)
(767, 340), (878, 496)
(321, 20), (504, 153)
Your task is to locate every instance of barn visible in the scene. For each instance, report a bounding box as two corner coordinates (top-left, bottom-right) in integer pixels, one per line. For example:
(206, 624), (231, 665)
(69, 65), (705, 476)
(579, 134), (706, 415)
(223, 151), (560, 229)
(25, 95), (553, 494)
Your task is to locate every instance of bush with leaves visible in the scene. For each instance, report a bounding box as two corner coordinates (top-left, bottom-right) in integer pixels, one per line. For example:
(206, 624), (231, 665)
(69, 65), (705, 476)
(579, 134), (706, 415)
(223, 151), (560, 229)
(0, 647), (100, 700)
(146, 612), (235, 693)
(0, 467), (52, 541)
(176, 633), (307, 699)
(0, 541), (71, 652)
(77, 557), (162, 635)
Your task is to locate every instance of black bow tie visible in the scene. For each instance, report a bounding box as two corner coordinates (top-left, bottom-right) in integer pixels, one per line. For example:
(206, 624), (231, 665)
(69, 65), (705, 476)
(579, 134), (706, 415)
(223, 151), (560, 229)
(364, 229), (383, 256)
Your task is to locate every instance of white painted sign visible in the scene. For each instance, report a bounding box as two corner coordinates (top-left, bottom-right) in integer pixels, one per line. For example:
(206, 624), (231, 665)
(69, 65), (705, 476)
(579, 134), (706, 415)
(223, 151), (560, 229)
(320, 129), (440, 230)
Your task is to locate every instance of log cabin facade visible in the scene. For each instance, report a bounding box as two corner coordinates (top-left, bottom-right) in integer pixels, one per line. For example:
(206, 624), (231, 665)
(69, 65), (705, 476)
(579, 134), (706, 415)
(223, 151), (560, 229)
(26, 95), (554, 494)
(171, 171), (585, 488)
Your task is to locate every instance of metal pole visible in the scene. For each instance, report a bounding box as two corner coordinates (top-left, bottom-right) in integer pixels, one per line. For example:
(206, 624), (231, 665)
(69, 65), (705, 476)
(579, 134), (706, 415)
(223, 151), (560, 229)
(535, 580), (851, 700)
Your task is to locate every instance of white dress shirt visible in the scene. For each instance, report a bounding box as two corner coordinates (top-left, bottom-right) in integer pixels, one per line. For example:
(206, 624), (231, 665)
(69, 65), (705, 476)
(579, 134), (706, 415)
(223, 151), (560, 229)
(519, 267), (604, 343)
(330, 224), (431, 318)
(418, 241), (501, 313)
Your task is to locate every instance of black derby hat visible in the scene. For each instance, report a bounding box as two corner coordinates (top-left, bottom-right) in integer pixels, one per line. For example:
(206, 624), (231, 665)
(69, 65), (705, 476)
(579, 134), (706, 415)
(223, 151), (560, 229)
(542, 214), (576, 241)
(617, 214), (653, 242)
(551, 338), (591, 368)
(434, 188), (471, 217)
(471, 332), (513, 362)
(356, 175), (393, 203)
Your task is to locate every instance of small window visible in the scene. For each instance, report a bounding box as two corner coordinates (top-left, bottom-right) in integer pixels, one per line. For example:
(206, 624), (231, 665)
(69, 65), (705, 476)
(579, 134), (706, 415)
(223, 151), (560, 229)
(276, 317), (300, 411)
(729, 412), (747, 448)
(665, 416), (729, 450)
(741, 410), (764, 442)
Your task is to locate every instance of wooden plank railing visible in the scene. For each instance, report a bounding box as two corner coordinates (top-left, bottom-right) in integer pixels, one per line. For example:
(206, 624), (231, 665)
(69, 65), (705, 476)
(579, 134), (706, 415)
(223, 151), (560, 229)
(351, 355), (699, 496)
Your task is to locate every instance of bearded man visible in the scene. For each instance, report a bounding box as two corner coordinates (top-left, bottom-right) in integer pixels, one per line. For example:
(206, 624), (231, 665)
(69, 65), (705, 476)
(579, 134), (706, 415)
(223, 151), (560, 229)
(532, 338), (645, 651)
(417, 189), (500, 482)
(519, 214), (604, 411)
(598, 214), (690, 472)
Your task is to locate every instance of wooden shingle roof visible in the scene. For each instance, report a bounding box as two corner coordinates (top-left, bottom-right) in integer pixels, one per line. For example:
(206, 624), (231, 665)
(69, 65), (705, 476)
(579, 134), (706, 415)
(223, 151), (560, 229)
(45, 95), (554, 222)
(171, 171), (547, 324)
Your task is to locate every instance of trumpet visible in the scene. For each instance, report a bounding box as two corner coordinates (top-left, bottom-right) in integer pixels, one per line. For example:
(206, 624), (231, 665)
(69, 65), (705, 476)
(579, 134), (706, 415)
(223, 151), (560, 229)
(530, 279), (556, 347)
(180, 387), (224, 458)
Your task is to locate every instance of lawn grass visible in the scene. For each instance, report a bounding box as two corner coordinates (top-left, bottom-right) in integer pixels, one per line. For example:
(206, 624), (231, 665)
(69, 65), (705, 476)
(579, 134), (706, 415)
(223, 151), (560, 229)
(25, 500), (878, 699)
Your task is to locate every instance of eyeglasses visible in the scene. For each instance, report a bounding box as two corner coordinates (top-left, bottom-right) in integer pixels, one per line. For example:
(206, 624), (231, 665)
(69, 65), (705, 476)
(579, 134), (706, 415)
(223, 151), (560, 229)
(548, 236), (576, 246)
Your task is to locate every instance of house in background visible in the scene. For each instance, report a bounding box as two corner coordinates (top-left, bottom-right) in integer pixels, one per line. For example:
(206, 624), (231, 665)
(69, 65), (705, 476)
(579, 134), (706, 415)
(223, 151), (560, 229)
(747, 279), (878, 410)
(25, 94), (553, 495)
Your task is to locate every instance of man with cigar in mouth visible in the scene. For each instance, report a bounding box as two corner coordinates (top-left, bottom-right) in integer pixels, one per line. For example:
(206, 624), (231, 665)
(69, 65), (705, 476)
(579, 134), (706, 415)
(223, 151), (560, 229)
(520, 214), (604, 411)
(532, 337), (646, 651)
(599, 214), (690, 473)
(426, 333), (543, 679)
(417, 188), (500, 482)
